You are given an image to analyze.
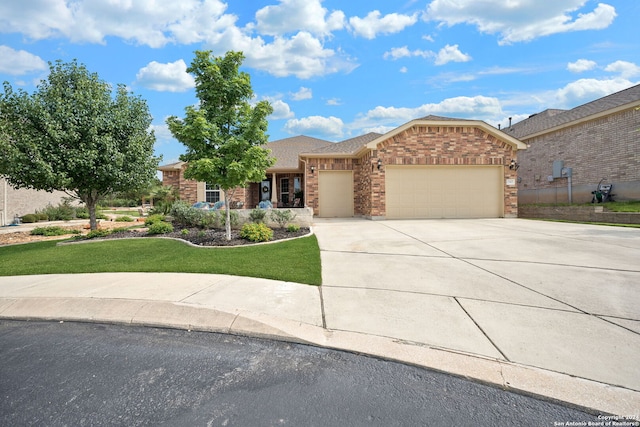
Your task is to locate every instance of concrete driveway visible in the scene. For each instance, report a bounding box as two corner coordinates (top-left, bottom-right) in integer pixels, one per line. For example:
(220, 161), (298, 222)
(313, 218), (640, 392)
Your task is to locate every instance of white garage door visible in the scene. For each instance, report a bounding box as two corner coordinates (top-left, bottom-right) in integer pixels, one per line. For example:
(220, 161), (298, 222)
(318, 171), (354, 217)
(385, 166), (503, 219)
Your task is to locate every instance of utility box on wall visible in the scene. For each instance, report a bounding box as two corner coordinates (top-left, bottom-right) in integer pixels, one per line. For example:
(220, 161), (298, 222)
(552, 160), (564, 178)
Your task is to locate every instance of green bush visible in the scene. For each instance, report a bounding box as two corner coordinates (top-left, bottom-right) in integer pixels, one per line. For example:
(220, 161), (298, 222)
(286, 224), (300, 232)
(85, 229), (112, 239)
(21, 214), (38, 223)
(181, 229), (189, 236)
(147, 222), (174, 235)
(249, 208), (267, 223)
(36, 213), (49, 221)
(201, 211), (220, 229)
(240, 222), (273, 242)
(30, 226), (69, 236)
(221, 210), (240, 229)
(269, 209), (296, 228)
(115, 216), (134, 222)
(144, 214), (165, 226)
(37, 201), (75, 221)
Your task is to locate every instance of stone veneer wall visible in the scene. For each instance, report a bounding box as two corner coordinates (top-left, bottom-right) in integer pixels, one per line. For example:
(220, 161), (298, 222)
(517, 107), (639, 204)
(370, 125), (519, 217)
(519, 205), (640, 224)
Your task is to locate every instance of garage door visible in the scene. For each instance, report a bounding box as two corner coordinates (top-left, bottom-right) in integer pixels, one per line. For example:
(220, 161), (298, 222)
(385, 166), (503, 219)
(318, 171), (354, 217)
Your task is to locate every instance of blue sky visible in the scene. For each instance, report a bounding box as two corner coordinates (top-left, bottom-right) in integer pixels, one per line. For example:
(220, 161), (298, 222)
(1, 0), (638, 165)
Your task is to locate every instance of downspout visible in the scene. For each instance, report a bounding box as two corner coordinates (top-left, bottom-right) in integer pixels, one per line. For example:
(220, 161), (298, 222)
(1, 178), (7, 226)
(301, 158), (308, 208)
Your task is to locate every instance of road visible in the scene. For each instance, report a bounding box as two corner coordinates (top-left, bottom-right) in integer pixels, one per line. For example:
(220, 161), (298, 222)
(0, 320), (601, 426)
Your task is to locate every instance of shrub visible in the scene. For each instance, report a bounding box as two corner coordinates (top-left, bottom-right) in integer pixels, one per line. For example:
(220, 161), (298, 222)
(37, 201), (74, 221)
(220, 210), (239, 229)
(286, 224), (300, 232)
(144, 214), (165, 226)
(240, 222), (273, 242)
(147, 221), (174, 235)
(181, 228), (189, 236)
(249, 208), (267, 223)
(171, 201), (204, 228)
(21, 214), (37, 223)
(36, 213), (49, 221)
(30, 226), (69, 236)
(86, 229), (112, 239)
(115, 216), (134, 222)
(269, 209), (296, 228)
(201, 211), (220, 229)
(75, 206), (90, 219)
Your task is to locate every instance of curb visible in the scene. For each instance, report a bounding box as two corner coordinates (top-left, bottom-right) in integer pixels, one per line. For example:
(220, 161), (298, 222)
(1, 296), (638, 416)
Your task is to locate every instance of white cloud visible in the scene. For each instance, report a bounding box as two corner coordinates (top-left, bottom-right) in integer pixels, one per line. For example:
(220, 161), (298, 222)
(0, 45), (47, 75)
(206, 28), (358, 79)
(383, 46), (433, 60)
(251, 0), (345, 37)
(291, 87), (312, 101)
(400, 66), (408, 73)
(269, 99), (295, 120)
(284, 115), (344, 139)
(326, 98), (342, 106)
(149, 122), (174, 143)
(554, 78), (637, 107)
(425, 0), (617, 45)
(0, 0), (235, 48)
(353, 96), (504, 130)
(135, 60), (195, 92)
(604, 61), (640, 79)
(349, 10), (418, 39)
(567, 59), (597, 73)
(434, 44), (472, 65)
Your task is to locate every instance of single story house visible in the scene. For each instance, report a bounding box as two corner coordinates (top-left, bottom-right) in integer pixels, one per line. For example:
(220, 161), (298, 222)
(506, 84), (640, 204)
(159, 115), (527, 219)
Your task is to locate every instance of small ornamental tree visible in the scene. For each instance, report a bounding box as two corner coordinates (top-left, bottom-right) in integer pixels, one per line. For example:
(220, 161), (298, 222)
(0, 60), (159, 230)
(167, 50), (275, 240)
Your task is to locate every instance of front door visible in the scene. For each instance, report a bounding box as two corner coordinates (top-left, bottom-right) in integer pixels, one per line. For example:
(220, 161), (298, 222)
(260, 180), (271, 202)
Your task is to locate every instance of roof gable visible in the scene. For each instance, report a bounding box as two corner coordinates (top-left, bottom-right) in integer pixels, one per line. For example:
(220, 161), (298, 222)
(267, 135), (332, 170)
(508, 84), (640, 139)
(365, 117), (527, 151)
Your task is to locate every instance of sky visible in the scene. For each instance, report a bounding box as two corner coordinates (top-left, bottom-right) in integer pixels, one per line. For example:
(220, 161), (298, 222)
(1, 0), (638, 165)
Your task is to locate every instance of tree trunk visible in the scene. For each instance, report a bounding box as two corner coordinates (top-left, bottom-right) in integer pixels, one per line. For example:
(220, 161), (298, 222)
(86, 190), (100, 231)
(224, 189), (231, 241)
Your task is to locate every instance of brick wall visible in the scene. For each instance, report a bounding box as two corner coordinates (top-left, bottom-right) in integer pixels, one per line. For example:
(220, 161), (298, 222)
(305, 158), (358, 215)
(518, 107), (639, 203)
(162, 167), (198, 204)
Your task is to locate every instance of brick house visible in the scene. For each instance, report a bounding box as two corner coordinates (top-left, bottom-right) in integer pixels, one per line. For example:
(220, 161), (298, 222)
(506, 84), (640, 204)
(160, 115), (526, 219)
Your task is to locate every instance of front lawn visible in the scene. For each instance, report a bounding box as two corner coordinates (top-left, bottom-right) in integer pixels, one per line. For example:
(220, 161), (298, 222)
(0, 235), (322, 285)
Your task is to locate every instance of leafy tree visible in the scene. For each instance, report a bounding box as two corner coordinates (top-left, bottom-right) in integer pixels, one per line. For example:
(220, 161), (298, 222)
(0, 60), (159, 230)
(167, 50), (274, 240)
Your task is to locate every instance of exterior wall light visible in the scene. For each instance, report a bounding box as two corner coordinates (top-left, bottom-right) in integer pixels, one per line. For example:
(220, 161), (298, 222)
(509, 160), (519, 170)
(310, 166), (315, 174)
(377, 159), (382, 170)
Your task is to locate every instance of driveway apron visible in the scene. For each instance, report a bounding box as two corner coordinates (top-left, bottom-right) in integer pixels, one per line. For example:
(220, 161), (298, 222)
(313, 218), (640, 391)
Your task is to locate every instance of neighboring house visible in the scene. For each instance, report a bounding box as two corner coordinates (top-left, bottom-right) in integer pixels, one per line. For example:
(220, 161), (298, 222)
(159, 115), (526, 219)
(506, 84), (640, 204)
(0, 177), (70, 226)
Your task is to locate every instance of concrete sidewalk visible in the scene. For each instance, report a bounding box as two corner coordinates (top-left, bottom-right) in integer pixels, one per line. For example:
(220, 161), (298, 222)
(1, 218), (639, 416)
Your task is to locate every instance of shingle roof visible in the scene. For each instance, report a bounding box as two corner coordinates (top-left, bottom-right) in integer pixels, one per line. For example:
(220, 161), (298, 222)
(507, 84), (640, 139)
(304, 132), (383, 155)
(266, 135), (333, 169)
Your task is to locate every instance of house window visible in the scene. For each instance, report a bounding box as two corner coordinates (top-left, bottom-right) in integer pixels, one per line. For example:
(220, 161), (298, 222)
(205, 183), (221, 203)
(280, 178), (290, 205)
(294, 177), (301, 193)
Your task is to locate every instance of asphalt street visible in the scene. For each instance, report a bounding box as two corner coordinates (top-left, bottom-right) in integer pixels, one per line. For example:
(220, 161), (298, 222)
(0, 320), (603, 427)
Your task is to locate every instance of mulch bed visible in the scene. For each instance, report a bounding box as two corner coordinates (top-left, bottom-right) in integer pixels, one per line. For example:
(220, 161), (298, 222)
(89, 225), (311, 247)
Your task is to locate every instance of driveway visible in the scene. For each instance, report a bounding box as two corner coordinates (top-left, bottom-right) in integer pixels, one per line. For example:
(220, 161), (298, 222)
(313, 218), (640, 391)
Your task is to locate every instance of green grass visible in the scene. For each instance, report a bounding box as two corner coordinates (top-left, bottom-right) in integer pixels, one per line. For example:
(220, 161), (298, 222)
(602, 200), (640, 212)
(0, 236), (322, 285)
(99, 210), (142, 217)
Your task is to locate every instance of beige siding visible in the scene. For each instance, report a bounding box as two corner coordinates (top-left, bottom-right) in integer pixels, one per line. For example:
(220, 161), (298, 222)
(318, 171), (354, 217)
(385, 166), (503, 219)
